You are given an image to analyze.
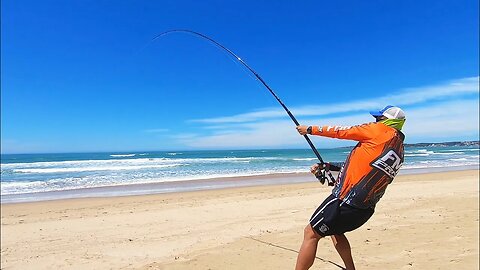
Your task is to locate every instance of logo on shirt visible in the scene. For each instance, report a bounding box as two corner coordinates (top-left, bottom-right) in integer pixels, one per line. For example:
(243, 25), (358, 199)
(371, 149), (403, 178)
(319, 224), (330, 234)
(324, 126), (352, 132)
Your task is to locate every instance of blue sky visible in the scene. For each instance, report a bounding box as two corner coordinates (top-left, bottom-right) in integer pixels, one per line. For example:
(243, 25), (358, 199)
(1, 0), (479, 154)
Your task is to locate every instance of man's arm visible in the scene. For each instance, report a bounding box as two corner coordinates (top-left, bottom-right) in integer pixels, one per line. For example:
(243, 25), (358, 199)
(297, 124), (375, 142)
(328, 162), (344, 171)
(311, 162), (343, 172)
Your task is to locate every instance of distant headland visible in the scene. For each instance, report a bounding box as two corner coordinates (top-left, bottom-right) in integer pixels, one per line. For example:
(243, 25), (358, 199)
(404, 141), (479, 147)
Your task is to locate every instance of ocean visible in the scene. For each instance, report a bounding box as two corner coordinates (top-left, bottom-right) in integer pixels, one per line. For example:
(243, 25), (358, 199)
(1, 145), (479, 203)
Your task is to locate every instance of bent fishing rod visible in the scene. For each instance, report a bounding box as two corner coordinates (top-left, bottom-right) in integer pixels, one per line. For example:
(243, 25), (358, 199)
(150, 29), (335, 186)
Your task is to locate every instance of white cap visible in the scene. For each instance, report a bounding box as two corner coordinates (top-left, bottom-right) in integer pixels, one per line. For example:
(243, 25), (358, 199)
(370, 105), (406, 120)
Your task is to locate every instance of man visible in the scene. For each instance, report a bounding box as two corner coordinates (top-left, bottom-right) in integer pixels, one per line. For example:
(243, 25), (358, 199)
(294, 105), (406, 270)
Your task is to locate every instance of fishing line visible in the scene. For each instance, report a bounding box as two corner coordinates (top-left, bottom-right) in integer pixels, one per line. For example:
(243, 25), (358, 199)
(246, 236), (345, 269)
(147, 29), (336, 185)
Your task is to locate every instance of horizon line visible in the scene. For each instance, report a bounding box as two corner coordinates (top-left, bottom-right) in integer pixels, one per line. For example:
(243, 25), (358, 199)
(1, 139), (478, 155)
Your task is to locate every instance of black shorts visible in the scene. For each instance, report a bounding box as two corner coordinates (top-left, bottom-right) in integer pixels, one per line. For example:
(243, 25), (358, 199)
(309, 194), (374, 237)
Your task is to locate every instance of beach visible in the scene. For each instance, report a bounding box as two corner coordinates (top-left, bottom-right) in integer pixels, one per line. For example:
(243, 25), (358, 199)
(1, 170), (479, 269)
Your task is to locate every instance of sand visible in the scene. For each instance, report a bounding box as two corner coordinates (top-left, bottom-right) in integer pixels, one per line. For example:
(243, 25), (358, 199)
(1, 170), (479, 269)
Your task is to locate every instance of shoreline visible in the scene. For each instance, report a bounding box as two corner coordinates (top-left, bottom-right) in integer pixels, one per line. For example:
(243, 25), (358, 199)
(0, 172), (314, 204)
(2, 165), (478, 204)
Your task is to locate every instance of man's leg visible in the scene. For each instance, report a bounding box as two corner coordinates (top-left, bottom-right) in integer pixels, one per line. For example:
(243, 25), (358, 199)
(330, 234), (355, 270)
(295, 224), (323, 270)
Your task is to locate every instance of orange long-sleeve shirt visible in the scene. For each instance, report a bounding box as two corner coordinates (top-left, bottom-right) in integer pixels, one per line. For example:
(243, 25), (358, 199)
(311, 122), (405, 209)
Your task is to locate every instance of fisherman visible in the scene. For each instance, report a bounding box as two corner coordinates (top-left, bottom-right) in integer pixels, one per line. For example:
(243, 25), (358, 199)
(294, 105), (406, 270)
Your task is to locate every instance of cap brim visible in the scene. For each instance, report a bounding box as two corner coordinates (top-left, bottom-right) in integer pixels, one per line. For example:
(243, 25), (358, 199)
(369, 110), (383, 117)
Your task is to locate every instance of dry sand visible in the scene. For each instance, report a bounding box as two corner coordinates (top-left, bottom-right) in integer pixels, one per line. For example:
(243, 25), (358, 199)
(1, 170), (479, 269)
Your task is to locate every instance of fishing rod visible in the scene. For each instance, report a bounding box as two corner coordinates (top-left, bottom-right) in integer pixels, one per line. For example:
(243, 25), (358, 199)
(150, 29), (335, 186)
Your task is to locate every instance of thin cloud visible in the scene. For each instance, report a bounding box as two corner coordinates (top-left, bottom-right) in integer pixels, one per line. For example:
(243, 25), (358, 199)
(177, 77), (479, 149)
(402, 99), (480, 137)
(190, 76), (479, 124)
(180, 99), (479, 149)
(188, 107), (284, 124)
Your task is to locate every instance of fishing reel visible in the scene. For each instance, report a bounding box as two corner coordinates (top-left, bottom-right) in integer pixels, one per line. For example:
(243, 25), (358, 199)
(313, 163), (336, 186)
